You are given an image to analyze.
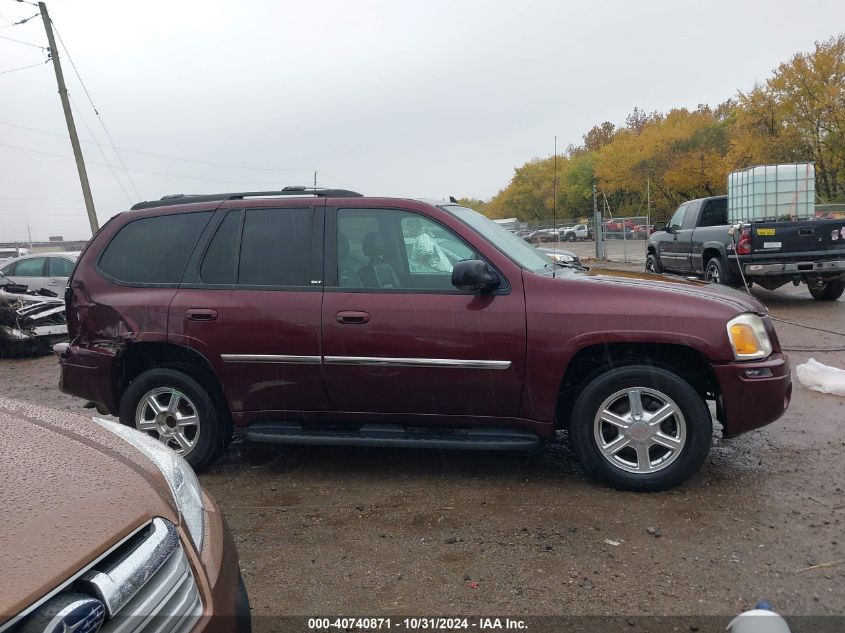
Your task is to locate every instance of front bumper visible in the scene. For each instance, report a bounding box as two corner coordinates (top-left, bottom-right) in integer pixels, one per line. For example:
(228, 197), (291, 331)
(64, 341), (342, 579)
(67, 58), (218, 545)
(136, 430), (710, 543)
(712, 353), (792, 438)
(191, 491), (251, 633)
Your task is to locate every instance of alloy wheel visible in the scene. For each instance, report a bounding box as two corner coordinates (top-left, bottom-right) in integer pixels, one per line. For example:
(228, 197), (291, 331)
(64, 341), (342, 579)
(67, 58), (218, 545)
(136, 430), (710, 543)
(593, 387), (687, 474)
(706, 264), (720, 284)
(135, 387), (201, 456)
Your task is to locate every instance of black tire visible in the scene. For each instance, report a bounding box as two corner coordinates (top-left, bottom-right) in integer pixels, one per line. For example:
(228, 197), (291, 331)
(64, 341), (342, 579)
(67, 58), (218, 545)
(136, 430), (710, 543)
(569, 365), (712, 491)
(568, 233), (576, 242)
(645, 252), (663, 274)
(808, 279), (845, 301)
(119, 367), (226, 472)
(236, 572), (252, 633)
(704, 257), (738, 287)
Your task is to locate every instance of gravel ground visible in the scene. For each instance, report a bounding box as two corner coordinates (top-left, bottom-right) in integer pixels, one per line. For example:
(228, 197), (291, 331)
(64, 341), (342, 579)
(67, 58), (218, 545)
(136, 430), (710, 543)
(1, 270), (843, 624)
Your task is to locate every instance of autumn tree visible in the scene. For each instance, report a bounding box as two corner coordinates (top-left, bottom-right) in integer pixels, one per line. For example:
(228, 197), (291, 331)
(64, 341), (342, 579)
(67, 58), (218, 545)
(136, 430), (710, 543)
(478, 34), (844, 221)
(730, 34), (845, 201)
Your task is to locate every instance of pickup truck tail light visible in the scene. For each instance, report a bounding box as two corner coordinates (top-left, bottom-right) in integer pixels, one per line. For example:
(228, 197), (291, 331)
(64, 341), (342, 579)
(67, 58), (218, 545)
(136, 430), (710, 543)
(736, 228), (752, 255)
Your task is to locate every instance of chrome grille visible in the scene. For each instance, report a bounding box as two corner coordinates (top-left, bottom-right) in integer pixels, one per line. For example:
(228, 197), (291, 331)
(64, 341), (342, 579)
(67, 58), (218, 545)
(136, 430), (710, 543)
(4, 518), (203, 633)
(100, 541), (202, 633)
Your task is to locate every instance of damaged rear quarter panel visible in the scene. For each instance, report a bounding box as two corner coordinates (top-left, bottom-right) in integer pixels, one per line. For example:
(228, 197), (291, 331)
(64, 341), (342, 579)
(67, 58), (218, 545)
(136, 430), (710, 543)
(60, 215), (183, 412)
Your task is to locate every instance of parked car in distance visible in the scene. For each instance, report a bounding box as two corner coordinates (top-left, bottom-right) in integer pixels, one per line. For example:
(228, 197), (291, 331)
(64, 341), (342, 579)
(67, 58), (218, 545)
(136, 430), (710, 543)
(561, 224), (591, 241)
(632, 224), (654, 239)
(1, 271), (68, 354)
(0, 251), (79, 294)
(0, 398), (250, 632)
(535, 228), (560, 242)
(57, 187), (791, 491)
(646, 195), (845, 300)
(604, 219), (637, 237)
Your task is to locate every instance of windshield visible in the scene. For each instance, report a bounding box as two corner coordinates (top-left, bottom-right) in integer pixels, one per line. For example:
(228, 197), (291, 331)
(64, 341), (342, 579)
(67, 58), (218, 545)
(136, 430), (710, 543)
(439, 204), (552, 271)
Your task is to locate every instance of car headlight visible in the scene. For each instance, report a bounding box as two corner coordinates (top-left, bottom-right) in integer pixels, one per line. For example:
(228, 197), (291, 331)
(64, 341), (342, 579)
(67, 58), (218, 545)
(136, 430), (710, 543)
(726, 314), (772, 361)
(93, 418), (205, 550)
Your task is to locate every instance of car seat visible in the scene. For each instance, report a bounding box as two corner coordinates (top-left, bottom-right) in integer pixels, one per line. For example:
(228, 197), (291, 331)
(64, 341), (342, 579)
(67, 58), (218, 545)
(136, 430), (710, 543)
(358, 232), (401, 289)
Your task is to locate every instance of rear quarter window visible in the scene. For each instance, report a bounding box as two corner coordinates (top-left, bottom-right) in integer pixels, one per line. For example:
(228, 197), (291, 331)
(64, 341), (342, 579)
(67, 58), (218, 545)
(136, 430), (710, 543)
(98, 211), (213, 284)
(48, 257), (76, 277)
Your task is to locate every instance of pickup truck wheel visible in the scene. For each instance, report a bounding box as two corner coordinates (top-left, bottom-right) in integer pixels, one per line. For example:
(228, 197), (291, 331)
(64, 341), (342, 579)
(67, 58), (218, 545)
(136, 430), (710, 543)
(569, 366), (712, 491)
(645, 253), (663, 274)
(808, 279), (845, 301)
(704, 257), (737, 287)
(568, 233), (577, 242)
(119, 367), (225, 472)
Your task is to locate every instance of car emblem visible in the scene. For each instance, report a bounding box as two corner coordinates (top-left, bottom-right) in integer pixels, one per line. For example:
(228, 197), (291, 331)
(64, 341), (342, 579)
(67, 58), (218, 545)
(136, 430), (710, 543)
(54, 598), (105, 633)
(51, 598), (105, 633)
(20, 595), (106, 633)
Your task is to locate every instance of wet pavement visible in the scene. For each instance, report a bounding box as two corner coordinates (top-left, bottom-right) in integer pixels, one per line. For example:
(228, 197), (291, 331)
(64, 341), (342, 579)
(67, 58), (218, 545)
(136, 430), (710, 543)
(1, 276), (843, 619)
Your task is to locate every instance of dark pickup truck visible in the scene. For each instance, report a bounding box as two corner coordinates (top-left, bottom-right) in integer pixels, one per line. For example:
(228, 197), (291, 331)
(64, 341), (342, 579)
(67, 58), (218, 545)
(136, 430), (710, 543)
(646, 195), (845, 300)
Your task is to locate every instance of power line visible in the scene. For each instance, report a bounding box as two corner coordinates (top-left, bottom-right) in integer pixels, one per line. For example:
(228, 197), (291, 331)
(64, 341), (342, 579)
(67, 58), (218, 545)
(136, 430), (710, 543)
(0, 57), (47, 75)
(50, 19), (142, 200)
(0, 11), (39, 28)
(0, 120), (311, 173)
(0, 141), (282, 185)
(0, 32), (45, 48)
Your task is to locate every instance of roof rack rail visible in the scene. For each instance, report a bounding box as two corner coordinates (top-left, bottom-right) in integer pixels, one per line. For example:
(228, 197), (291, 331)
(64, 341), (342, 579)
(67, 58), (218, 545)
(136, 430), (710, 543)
(130, 186), (363, 210)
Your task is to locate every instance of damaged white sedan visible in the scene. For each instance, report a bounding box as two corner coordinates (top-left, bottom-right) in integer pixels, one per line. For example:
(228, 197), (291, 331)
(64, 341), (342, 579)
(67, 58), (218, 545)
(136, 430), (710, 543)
(0, 272), (67, 354)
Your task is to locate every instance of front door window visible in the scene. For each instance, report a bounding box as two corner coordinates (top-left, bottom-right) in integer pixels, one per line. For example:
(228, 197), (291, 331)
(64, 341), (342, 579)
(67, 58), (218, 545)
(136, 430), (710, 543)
(336, 208), (477, 291)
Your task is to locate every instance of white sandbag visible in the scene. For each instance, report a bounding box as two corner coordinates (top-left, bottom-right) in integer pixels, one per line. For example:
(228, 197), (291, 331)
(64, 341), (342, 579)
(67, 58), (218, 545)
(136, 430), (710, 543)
(795, 358), (845, 396)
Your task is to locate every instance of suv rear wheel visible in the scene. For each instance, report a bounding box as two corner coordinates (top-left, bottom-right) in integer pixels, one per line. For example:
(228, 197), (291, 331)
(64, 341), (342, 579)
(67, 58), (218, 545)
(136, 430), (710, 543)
(119, 367), (227, 472)
(569, 365), (712, 491)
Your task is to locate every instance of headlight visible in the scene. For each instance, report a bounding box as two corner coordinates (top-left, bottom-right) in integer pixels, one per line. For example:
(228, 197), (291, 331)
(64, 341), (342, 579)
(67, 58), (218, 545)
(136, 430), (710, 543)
(94, 418), (205, 550)
(726, 314), (772, 361)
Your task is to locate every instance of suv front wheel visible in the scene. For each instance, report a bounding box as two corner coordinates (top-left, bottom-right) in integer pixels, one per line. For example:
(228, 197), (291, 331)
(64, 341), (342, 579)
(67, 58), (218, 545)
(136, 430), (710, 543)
(119, 367), (227, 472)
(569, 365), (712, 491)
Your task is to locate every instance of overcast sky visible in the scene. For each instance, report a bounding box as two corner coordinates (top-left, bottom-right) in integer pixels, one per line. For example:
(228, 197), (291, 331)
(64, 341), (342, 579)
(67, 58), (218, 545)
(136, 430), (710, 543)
(1, 0), (843, 241)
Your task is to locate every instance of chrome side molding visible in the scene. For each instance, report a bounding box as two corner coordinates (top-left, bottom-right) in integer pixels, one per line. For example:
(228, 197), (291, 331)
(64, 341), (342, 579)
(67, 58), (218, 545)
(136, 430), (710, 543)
(324, 356), (511, 370)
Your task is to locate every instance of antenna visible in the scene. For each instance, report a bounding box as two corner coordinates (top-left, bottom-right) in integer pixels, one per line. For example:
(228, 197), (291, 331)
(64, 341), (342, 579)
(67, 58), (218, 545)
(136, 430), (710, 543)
(553, 135), (557, 278)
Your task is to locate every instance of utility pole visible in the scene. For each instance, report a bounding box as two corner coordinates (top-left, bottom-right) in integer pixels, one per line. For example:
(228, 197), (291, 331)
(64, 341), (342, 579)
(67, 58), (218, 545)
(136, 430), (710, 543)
(314, 171), (317, 188)
(39, 2), (98, 234)
(593, 183), (603, 259)
(27, 225), (33, 250)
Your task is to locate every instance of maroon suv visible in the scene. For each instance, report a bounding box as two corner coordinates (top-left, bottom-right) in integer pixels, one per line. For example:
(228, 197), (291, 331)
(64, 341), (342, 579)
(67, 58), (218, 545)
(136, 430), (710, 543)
(57, 188), (792, 491)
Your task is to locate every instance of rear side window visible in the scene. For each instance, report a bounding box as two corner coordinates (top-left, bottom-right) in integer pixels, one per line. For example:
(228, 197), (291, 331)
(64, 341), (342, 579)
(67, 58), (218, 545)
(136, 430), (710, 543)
(238, 208), (311, 286)
(700, 199), (728, 227)
(200, 210), (242, 284)
(48, 257), (75, 277)
(99, 212), (212, 284)
(13, 257), (46, 276)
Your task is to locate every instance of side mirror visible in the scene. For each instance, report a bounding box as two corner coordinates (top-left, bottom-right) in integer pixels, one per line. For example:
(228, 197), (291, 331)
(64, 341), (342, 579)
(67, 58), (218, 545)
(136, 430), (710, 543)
(653, 221), (667, 232)
(452, 260), (500, 293)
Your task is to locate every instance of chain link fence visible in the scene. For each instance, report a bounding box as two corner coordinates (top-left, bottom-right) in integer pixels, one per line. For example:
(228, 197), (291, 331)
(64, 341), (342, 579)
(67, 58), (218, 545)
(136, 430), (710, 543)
(517, 215), (650, 264)
(594, 215), (651, 264)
